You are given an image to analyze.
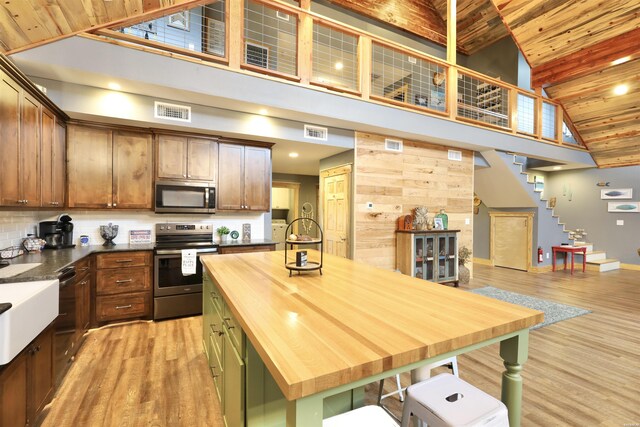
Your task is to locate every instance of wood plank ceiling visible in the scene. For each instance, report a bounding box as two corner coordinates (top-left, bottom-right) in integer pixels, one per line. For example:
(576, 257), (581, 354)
(492, 0), (640, 168)
(0, 0), (208, 54)
(325, 0), (509, 55)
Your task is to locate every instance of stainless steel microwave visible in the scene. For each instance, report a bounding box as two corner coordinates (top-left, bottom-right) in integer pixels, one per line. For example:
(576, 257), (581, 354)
(155, 181), (216, 214)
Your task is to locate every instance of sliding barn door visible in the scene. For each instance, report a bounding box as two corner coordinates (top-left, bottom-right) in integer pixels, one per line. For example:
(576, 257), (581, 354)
(490, 212), (533, 271)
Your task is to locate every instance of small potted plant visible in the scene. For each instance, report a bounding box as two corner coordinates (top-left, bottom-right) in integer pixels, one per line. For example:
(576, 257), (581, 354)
(458, 246), (472, 285)
(216, 226), (230, 243)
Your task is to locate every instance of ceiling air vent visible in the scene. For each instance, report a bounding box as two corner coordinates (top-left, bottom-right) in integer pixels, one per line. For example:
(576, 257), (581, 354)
(154, 101), (191, 122)
(448, 149), (462, 161)
(385, 138), (403, 152)
(304, 124), (328, 141)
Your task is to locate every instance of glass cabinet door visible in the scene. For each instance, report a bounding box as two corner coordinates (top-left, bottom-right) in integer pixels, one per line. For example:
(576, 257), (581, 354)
(414, 235), (425, 279)
(425, 236), (435, 281)
(438, 235), (447, 280)
(447, 234), (457, 279)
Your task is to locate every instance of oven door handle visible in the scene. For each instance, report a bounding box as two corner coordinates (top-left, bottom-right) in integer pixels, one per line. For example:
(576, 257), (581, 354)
(155, 248), (219, 255)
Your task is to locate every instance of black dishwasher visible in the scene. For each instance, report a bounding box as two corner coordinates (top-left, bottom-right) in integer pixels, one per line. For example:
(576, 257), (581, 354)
(54, 266), (76, 386)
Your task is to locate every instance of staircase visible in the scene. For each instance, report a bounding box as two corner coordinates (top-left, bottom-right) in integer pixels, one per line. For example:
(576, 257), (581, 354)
(514, 155), (621, 273)
(572, 242), (621, 272)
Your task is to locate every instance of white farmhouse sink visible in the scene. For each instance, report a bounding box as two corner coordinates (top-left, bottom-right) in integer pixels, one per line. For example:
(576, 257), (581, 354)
(0, 279), (59, 365)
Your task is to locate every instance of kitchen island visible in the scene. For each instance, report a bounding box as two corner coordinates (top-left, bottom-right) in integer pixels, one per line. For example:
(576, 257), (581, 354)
(201, 250), (543, 427)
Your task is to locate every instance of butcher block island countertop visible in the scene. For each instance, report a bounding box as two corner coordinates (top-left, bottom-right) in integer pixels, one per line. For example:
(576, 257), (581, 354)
(201, 250), (543, 426)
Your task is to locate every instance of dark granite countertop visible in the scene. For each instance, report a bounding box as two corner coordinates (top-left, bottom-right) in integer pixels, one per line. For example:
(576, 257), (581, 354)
(0, 303), (11, 315)
(0, 244), (155, 284)
(0, 240), (275, 283)
(218, 239), (276, 248)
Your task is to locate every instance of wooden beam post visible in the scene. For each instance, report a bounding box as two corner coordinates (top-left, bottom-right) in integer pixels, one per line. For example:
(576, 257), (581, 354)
(298, 0), (313, 85)
(446, 0), (457, 119)
(359, 36), (372, 99)
(228, 0), (243, 69)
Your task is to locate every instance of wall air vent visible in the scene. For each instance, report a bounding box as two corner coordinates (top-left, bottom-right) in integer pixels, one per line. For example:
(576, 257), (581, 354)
(448, 149), (462, 161)
(304, 124), (328, 141)
(385, 138), (403, 152)
(154, 101), (191, 122)
(276, 10), (290, 21)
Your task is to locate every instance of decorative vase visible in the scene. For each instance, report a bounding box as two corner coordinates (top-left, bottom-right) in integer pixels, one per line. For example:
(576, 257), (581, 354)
(458, 263), (470, 285)
(436, 209), (449, 230)
(220, 234), (229, 243)
(99, 223), (119, 246)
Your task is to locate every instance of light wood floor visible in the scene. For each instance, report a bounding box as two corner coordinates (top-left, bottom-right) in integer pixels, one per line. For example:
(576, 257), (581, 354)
(42, 265), (640, 426)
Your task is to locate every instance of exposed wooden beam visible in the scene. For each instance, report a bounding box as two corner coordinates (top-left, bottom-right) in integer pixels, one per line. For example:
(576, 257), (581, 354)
(531, 28), (640, 89)
(5, 0), (210, 55)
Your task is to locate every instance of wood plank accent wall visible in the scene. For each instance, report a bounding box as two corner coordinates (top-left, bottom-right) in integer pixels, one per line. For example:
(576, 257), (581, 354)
(353, 132), (473, 274)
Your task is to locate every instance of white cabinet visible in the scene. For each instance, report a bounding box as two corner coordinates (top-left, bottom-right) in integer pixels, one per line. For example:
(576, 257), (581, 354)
(271, 187), (290, 209)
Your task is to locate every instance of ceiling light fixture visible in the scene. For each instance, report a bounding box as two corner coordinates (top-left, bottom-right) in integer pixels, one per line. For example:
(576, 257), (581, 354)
(334, 62), (344, 70)
(553, 166), (562, 170)
(613, 84), (629, 96)
(107, 82), (121, 91)
(258, 108), (268, 115)
(612, 56), (631, 66)
(289, 152), (299, 158)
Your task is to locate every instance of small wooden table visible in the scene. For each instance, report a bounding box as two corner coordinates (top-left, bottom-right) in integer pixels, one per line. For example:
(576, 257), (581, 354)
(552, 246), (586, 274)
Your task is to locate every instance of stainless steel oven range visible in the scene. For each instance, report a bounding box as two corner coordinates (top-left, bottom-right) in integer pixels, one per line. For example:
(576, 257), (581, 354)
(154, 222), (218, 320)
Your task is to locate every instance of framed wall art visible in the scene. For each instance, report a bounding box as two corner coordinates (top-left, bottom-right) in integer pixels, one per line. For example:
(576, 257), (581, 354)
(608, 202), (639, 213)
(601, 188), (633, 199)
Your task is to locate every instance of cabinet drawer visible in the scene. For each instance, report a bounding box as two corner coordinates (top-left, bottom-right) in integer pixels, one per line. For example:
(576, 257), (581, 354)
(74, 256), (91, 275)
(96, 293), (149, 322)
(96, 251), (150, 269)
(96, 267), (150, 295)
(223, 305), (244, 353)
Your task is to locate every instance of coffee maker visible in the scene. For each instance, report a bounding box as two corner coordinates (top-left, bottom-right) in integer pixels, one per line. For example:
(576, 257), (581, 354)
(39, 214), (75, 249)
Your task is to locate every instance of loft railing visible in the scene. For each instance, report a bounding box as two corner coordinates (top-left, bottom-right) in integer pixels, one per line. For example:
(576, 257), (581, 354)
(95, 0), (584, 149)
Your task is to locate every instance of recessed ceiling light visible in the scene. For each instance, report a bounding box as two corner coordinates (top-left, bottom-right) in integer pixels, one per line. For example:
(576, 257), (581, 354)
(334, 62), (344, 70)
(612, 56), (631, 66)
(107, 82), (121, 91)
(613, 84), (628, 95)
(288, 152), (299, 158)
(553, 166), (562, 170)
(258, 108), (268, 115)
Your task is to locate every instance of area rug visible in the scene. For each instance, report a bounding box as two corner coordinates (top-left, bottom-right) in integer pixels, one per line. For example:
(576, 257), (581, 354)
(469, 286), (591, 330)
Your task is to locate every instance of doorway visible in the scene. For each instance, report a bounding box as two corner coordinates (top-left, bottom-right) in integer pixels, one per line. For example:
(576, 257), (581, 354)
(320, 165), (351, 258)
(272, 182), (300, 250)
(489, 212), (533, 271)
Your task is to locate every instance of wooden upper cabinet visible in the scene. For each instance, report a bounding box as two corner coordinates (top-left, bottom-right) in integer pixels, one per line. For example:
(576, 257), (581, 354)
(156, 134), (217, 182)
(67, 125), (113, 209)
(156, 134), (187, 179)
(68, 125), (154, 209)
(218, 143), (271, 211)
(217, 143), (245, 210)
(188, 138), (217, 182)
(113, 131), (153, 209)
(244, 146), (270, 211)
(0, 70), (21, 206)
(20, 93), (41, 207)
(41, 109), (66, 208)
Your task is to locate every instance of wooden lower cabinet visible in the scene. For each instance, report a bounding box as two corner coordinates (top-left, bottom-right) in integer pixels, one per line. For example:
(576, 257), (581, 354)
(94, 251), (152, 324)
(0, 323), (54, 427)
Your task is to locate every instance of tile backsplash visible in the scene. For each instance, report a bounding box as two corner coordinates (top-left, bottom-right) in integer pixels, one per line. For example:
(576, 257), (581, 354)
(0, 210), (266, 250)
(0, 210), (40, 250)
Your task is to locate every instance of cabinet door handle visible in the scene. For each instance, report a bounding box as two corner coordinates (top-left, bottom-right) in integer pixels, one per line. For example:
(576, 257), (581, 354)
(115, 259), (133, 263)
(115, 279), (133, 284)
(113, 203), (117, 207)
(79, 267), (89, 272)
(210, 292), (218, 299)
(115, 305), (133, 310)
(223, 317), (234, 329)
(183, 174), (187, 178)
(107, 203), (112, 207)
(23, 200), (28, 204)
(81, 280), (89, 285)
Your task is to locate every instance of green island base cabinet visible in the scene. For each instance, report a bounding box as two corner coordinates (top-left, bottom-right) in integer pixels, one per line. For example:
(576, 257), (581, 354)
(396, 230), (460, 286)
(202, 273), (360, 427)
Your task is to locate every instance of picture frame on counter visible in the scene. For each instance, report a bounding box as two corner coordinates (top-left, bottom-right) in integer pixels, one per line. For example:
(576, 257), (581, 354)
(434, 217), (444, 230)
(129, 229), (152, 244)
